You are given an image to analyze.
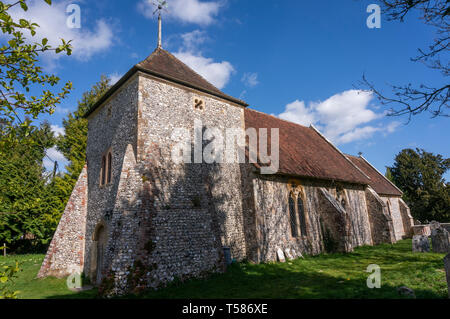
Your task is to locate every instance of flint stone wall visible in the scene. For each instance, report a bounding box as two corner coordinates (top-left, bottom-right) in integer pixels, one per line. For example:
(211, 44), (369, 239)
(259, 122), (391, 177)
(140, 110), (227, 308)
(381, 197), (407, 241)
(244, 173), (372, 263)
(38, 166), (88, 278)
(91, 74), (247, 294)
(137, 74), (247, 261)
(365, 187), (396, 245)
(84, 75), (139, 282)
(398, 198), (414, 238)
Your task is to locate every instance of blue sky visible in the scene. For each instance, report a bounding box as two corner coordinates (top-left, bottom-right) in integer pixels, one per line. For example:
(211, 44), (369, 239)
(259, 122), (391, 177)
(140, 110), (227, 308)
(13, 0), (448, 180)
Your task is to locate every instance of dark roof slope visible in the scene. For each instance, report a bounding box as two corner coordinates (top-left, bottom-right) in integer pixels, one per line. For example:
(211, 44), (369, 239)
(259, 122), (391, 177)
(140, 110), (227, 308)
(244, 108), (371, 185)
(346, 155), (403, 196)
(84, 48), (247, 118)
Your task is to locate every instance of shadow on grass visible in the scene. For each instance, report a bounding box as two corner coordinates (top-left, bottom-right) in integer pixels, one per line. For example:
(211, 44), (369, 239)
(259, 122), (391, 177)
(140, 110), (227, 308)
(37, 240), (448, 299)
(46, 261), (446, 299)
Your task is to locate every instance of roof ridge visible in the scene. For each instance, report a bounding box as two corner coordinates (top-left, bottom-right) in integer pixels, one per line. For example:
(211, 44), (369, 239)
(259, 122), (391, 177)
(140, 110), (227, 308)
(246, 107), (311, 129)
(358, 155), (404, 195)
(137, 47), (160, 65)
(136, 48), (247, 106)
(160, 49), (224, 94)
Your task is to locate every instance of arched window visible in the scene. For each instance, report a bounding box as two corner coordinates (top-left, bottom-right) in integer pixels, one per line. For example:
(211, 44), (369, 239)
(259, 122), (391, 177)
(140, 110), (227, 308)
(289, 195), (298, 238)
(297, 196), (308, 237)
(107, 151), (112, 184)
(100, 149), (112, 186)
(101, 155), (106, 186)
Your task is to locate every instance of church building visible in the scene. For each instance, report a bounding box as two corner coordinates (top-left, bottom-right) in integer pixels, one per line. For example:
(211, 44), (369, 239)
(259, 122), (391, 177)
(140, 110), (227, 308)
(38, 18), (414, 295)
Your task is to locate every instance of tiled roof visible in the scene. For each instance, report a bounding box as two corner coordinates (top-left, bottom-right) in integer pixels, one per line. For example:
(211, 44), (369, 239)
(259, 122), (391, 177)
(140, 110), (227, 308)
(244, 108), (371, 185)
(84, 48), (247, 118)
(346, 155), (403, 196)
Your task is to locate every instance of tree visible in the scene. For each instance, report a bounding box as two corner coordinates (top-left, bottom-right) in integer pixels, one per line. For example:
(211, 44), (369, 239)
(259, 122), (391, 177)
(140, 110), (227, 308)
(0, 122), (58, 252)
(0, 76), (110, 253)
(389, 148), (450, 222)
(363, 0), (449, 119)
(385, 166), (395, 183)
(0, 0), (72, 153)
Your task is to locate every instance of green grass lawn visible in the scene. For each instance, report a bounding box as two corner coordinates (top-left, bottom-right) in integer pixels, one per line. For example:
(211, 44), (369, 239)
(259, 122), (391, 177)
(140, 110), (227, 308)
(0, 239), (448, 299)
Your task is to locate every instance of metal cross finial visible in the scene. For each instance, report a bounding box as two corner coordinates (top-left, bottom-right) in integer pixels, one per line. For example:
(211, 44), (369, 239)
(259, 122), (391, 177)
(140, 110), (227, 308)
(153, 0), (168, 49)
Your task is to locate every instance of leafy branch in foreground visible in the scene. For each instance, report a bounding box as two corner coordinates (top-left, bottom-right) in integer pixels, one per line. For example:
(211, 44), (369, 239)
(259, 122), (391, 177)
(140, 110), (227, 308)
(0, 0), (73, 152)
(0, 246), (22, 299)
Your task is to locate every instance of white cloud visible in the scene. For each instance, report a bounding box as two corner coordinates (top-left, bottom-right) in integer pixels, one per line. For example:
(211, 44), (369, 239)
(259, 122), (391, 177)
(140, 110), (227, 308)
(242, 72), (259, 88)
(44, 146), (69, 172)
(8, 0), (114, 61)
(279, 100), (317, 127)
(174, 51), (234, 89)
(278, 90), (399, 144)
(172, 30), (235, 89)
(139, 0), (221, 25)
(54, 106), (70, 115)
(180, 30), (208, 51)
(108, 72), (122, 85)
(50, 124), (65, 137)
(386, 121), (401, 134)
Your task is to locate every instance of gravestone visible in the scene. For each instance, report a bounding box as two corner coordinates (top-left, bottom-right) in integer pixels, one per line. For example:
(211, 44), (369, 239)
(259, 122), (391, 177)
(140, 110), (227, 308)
(397, 286), (416, 299)
(430, 221), (441, 232)
(412, 235), (430, 253)
(284, 248), (294, 260)
(444, 254), (450, 298)
(277, 248), (286, 262)
(431, 227), (450, 254)
(412, 225), (431, 237)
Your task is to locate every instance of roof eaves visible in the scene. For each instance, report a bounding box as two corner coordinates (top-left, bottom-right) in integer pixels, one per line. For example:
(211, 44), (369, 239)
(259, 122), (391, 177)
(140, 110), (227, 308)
(134, 65), (248, 107)
(83, 64), (248, 119)
(83, 66), (138, 118)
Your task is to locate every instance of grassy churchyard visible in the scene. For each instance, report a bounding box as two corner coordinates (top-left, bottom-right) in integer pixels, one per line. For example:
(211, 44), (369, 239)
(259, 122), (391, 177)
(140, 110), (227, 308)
(0, 239), (447, 299)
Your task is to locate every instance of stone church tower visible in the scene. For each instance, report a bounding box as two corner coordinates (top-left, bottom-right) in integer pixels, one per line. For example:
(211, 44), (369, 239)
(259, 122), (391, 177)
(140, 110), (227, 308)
(39, 46), (250, 294)
(38, 23), (414, 296)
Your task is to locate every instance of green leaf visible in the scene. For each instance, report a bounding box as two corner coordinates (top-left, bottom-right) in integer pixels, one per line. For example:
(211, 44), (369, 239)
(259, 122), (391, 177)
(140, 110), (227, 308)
(20, 2), (28, 11)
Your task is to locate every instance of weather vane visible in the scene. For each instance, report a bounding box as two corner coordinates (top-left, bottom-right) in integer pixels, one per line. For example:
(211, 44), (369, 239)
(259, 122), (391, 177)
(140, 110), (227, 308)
(153, 0), (168, 49)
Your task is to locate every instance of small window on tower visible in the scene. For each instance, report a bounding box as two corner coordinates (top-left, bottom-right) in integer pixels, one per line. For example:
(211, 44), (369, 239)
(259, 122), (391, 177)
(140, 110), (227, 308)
(194, 97), (205, 110)
(100, 148), (113, 187)
(100, 155), (106, 186)
(107, 151), (112, 184)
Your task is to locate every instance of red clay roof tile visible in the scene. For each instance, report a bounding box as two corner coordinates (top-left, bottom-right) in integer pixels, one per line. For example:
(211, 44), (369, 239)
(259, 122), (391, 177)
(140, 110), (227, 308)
(346, 155), (403, 196)
(244, 108), (371, 185)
